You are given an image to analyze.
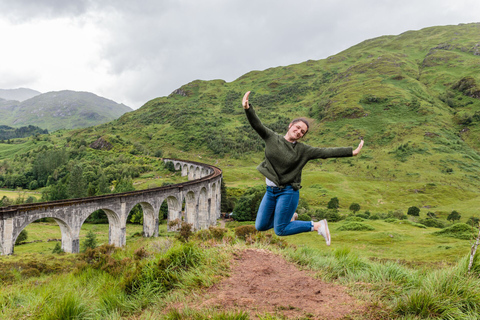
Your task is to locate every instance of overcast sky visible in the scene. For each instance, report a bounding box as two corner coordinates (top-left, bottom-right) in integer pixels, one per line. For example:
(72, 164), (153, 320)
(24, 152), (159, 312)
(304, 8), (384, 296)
(0, 0), (479, 109)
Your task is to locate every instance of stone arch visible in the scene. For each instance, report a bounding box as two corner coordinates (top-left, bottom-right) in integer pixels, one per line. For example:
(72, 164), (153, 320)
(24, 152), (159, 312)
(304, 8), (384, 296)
(198, 187), (209, 229)
(184, 191), (197, 229)
(182, 164), (188, 177)
(174, 162), (182, 171)
(13, 217), (72, 253)
(194, 167), (201, 179)
(166, 196), (182, 221)
(139, 201), (156, 237)
(164, 195), (182, 231)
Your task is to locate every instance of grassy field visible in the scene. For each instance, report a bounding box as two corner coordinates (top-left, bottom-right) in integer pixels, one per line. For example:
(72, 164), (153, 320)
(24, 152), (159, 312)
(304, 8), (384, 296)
(288, 219), (473, 266)
(6, 217), (475, 266)
(0, 189), (41, 201)
(1, 219), (479, 319)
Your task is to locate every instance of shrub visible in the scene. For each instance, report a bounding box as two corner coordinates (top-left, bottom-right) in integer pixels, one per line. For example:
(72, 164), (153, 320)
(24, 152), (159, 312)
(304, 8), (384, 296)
(336, 222), (375, 231)
(316, 208), (342, 222)
(235, 225), (258, 240)
(52, 242), (64, 254)
(208, 226), (228, 240)
(467, 216), (480, 227)
(167, 219), (193, 242)
(433, 223), (475, 240)
(419, 218), (445, 229)
(407, 206), (420, 217)
(355, 213), (369, 219)
(327, 197), (339, 210)
(195, 229), (212, 241)
(369, 214), (380, 220)
(345, 216), (365, 222)
(177, 221), (193, 242)
(388, 210), (407, 220)
(297, 213), (312, 221)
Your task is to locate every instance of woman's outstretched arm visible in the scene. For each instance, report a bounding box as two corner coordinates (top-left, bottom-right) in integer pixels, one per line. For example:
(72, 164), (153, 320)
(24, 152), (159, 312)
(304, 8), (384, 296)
(352, 139), (364, 156)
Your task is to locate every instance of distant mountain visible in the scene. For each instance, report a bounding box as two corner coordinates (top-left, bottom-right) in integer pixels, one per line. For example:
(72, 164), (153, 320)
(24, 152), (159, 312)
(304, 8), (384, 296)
(0, 88), (41, 101)
(0, 90), (132, 131)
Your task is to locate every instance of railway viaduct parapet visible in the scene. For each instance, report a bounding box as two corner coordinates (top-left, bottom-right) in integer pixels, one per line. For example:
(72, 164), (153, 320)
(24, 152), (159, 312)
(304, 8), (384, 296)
(0, 158), (222, 255)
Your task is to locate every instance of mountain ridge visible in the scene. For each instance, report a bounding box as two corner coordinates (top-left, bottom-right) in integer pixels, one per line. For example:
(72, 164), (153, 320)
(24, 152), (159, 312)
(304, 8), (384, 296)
(0, 88), (41, 102)
(0, 90), (132, 131)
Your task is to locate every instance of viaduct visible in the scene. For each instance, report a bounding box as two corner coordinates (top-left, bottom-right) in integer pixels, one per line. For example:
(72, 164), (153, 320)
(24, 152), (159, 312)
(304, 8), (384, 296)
(0, 159), (222, 255)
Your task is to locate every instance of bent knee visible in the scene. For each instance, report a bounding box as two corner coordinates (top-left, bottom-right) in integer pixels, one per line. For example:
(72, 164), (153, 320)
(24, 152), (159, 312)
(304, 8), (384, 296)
(273, 227), (288, 236)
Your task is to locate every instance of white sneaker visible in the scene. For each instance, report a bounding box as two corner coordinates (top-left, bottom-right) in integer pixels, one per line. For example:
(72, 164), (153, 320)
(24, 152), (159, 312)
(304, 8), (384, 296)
(318, 219), (331, 246)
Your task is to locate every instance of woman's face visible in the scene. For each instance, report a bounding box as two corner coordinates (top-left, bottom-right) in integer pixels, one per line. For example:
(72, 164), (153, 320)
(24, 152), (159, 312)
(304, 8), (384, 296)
(285, 121), (308, 142)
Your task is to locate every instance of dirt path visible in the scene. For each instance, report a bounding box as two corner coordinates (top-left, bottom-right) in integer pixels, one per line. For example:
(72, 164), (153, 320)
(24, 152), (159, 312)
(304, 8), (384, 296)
(169, 248), (367, 319)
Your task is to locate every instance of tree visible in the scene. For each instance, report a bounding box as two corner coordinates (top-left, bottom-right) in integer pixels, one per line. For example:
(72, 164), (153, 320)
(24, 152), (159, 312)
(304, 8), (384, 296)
(220, 179), (229, 213)
(43, 182), (68, 201)
(349, 203), (361, 213)
(128, 204), (143, 224)
(67, 164), (87, 199)
(232, 186), (264, 221)
(113, 177), (135, 193)
(82, 230), (97, 252)
(327, 197), (339, 210)
(407, 206), (420, 217)
(447, 210), (461, 223)
(52, 242), (64, 254)
(96, 171), (111, 195)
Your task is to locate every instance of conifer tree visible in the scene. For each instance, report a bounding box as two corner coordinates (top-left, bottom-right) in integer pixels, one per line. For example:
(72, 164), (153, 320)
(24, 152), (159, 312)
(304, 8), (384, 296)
(82, 230), (97, 252)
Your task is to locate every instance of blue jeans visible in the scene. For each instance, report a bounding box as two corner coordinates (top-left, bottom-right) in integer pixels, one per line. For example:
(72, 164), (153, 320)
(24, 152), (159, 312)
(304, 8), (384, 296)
(255, 185), (313, 236)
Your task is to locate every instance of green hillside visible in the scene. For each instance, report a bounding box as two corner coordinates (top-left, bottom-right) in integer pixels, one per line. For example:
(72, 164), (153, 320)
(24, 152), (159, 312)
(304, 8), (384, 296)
(1, 23), (480, 218)
(91, 23), (480, 214)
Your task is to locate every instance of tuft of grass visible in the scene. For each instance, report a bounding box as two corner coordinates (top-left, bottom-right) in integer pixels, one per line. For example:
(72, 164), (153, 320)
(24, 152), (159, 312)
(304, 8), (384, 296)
(41, 291), (92, 320)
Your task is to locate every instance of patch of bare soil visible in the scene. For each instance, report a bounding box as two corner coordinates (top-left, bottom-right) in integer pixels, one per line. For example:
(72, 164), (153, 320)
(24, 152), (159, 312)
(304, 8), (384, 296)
(170, 248), (367, 319)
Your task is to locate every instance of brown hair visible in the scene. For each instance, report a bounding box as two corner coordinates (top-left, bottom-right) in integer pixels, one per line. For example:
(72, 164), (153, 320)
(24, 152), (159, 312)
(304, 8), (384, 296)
(290, 118), (310, 135)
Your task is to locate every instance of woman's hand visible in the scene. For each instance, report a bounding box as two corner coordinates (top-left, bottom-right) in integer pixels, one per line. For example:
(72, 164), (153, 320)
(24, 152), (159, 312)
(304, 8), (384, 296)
(352, 139), (364, 156)
(242, 91), (250, 109)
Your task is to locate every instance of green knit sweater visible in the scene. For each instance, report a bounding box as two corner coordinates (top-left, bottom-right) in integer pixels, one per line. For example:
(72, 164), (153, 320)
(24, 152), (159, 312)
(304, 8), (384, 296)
(245, 105), (353, 190)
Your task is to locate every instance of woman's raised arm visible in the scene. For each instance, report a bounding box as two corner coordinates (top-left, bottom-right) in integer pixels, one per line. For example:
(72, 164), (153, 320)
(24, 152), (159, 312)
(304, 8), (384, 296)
(242, 91), (250, 109)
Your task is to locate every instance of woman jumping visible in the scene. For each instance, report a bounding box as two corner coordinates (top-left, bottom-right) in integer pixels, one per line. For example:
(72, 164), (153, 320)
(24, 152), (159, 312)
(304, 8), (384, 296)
(242, 91), (364, 245)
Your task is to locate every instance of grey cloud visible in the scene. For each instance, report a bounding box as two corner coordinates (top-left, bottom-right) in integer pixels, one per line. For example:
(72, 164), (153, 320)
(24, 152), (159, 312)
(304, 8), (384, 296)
(0, 0), (91, 22)
(1, 0), (479, 108)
